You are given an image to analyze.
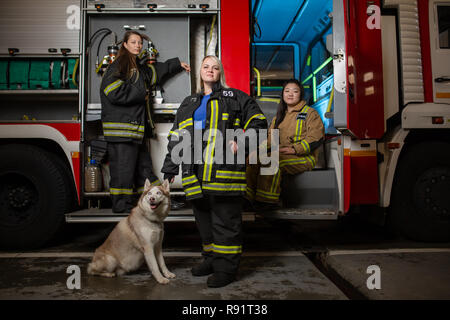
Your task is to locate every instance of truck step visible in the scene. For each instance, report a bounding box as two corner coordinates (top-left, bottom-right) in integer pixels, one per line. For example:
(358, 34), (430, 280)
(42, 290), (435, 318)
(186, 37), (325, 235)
(257, 208), (338, 220)
(65, 209), (256, 223)
(65, 207), (337, 223)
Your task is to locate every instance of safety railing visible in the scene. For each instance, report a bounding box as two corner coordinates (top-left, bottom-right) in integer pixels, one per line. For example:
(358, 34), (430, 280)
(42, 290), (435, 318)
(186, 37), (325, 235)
(301, 56), (333, 103)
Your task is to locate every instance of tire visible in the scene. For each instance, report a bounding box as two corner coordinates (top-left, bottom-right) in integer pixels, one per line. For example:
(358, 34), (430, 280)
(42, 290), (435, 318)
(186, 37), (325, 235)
(388, 141), (450, 242)
(0, 144), (68, 249)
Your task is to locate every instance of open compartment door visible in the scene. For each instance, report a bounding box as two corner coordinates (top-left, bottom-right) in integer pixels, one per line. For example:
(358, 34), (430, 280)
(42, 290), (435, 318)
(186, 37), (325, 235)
(333, 0), (385, 213)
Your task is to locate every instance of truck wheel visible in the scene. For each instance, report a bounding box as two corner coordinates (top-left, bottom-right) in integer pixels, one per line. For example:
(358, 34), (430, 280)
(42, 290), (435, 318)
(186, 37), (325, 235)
(389, 142), (450, 242)
(0, 144), (67, 249)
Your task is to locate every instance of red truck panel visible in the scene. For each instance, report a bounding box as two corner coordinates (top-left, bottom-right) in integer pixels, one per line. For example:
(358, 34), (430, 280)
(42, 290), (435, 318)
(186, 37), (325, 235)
(220, 0), (251, 94)
(344, 0), (385, 139)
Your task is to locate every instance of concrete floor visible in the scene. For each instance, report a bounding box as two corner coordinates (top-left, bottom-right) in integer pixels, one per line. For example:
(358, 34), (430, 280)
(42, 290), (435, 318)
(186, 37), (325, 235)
(0, 254), (346, 300)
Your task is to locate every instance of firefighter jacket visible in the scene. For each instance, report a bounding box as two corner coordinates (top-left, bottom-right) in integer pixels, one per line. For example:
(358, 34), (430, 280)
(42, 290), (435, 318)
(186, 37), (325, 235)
(100, 57), (182, 143)
(266, 101), (325, 167)
(161, 82), (268, 200)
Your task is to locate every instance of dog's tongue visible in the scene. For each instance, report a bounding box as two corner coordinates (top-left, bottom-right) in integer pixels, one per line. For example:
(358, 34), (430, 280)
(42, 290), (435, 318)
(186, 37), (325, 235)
(151, 203), (158, 210)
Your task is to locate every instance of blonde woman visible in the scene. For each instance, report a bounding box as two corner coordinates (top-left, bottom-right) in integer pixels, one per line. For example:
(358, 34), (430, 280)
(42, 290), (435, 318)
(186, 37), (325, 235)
(161, 56), (267, 288)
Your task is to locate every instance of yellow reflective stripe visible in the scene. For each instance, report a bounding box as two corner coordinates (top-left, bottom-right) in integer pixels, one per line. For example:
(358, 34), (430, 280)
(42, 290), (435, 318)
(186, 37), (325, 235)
(148, 64), (157, 86)
(186, 190), (202, 197)
(203, 100), (219, 182)
(280, 158), (308, 168)
(306, 155), (316, 167)
(215, 174), (246, 180)
(212, 244), (242, 254)
(222, 113), (229, 120)
(202, 182), (246, 192)
(294, 106), (310, 142)
(185, 185), (202, 197)
(301, 140), (310, 154)
(185, 185), (201, 193)
(216, 170), (246, 180)
(103, 122), (145, 132)
(169, 130), (179, 137)
(103, 130), (144, 139)
(216, 170), (245, 176)
(256, 193), (279, 201)
(203, 244), (214, 252)
(104, 80), (124, 96)
(179, 118), (193, 129)
(244, 113), (266, 130)
(270, 169), (281, 193)
(182, 175), (198, 183)
(110, 188), (134, 195)
(234, 118), (241, 126)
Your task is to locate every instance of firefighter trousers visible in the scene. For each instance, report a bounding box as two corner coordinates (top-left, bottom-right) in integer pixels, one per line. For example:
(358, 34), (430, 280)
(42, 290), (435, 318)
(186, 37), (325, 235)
(246, 154), (315, 204)
(107, 140), (160, 213)
(191, 195), (243, 275)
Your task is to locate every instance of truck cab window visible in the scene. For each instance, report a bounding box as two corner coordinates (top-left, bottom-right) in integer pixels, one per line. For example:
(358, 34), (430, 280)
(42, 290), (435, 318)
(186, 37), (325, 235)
(438, 6), (450, 49)
(252, 45), (295, 95)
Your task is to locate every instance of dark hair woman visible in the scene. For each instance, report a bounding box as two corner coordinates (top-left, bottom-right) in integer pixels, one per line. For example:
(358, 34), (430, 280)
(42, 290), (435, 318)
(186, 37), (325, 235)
(246, 78), (325, 208)
(100, 31), (190, 213)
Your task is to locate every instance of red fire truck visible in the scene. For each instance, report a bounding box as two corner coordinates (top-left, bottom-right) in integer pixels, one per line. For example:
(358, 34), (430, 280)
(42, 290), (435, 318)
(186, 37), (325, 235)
(0, 0), (449, 248)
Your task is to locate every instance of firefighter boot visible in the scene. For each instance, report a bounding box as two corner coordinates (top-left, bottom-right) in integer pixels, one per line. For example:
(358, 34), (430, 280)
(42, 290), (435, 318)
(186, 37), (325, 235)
(191, 258), (214, 277)
(207, 272), (236, 288)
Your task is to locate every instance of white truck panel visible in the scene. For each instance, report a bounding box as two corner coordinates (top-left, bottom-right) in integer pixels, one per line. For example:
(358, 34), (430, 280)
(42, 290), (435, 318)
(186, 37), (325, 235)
(0, 0), (81, 55)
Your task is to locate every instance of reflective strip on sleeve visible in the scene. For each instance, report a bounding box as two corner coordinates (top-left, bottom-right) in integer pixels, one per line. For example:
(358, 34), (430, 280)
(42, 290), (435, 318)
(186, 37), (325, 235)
(103, 122), (145, 132)
(300, 140), (310, 154)
(185, 185), (202, 197)
(179, 118), (194, 130)
(103, 130), (144, 139)
(222, 113), (229, 121)
(182, 175), (199, 187)
(244, 113), (267, 130)
(203, 243), (214, 252)
(104, 80), (124, 96)
(169, 130), (179, 138)
(234, 118), (241, 127)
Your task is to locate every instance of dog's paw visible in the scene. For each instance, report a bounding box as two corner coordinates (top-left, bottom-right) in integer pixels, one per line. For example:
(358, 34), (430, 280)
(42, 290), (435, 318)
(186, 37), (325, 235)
(157, 277), (170, 285)
(164, 271), (176, 279)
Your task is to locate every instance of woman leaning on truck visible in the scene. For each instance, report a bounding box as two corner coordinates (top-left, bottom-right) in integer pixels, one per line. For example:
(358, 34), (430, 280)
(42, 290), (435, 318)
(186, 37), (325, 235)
(100, 30), (190, 213)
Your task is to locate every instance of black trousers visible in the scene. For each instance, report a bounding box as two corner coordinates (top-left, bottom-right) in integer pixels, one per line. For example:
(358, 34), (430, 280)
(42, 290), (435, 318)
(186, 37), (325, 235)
(107, 140), (160, 213)
(191, 195), (243, 275)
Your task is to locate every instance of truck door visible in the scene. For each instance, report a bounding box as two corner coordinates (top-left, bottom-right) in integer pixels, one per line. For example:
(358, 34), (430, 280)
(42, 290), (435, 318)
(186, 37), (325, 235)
(333, 0), (385, 213)
(430, 0), (450, 103)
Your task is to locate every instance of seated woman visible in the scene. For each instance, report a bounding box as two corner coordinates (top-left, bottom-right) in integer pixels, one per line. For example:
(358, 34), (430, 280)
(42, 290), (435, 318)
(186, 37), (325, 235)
(246, 79), (325, 209)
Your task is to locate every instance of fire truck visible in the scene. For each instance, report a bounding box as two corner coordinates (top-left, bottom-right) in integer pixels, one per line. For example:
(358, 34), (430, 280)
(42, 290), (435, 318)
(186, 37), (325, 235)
(0, 0), (449, 248)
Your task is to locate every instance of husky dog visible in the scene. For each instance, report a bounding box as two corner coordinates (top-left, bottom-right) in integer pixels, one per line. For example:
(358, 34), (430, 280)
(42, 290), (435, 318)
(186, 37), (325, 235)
(87, 179), (175, 284)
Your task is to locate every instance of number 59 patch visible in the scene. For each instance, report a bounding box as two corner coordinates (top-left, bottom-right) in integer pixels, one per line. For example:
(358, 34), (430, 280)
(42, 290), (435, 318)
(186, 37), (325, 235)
(222, 90), (234, 97)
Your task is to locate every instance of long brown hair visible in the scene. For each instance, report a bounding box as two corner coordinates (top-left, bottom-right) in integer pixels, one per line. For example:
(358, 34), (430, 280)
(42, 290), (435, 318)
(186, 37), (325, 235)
(274, 79), (305, 129)
(115, 31), (143, 81)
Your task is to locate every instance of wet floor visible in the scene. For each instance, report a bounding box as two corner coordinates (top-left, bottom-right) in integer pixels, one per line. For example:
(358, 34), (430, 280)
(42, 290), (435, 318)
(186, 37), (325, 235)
(0, 254), (346, 300)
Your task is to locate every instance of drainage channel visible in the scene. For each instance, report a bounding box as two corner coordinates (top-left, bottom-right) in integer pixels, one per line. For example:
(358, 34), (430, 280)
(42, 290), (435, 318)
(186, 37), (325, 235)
(269, 219), (368, 300)
(303, 251), (368, 300)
